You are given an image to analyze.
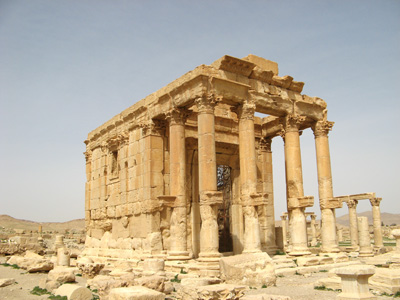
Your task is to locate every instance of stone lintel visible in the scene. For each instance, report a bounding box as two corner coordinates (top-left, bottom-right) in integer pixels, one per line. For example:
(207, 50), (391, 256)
(242, 54), (279, 75)
(320, 198), (343, 209)
(287, 196), (314, 209)
(335, 192), (376, 202)
(199, 191), (223, 206)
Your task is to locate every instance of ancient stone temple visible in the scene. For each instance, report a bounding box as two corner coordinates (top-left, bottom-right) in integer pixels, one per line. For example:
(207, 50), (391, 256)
(82, 54), (342, 262)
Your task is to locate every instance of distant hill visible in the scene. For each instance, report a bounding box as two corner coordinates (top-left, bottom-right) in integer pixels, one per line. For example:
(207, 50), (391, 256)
(336, 211), (400, 227)
(0, 215), (85, 232)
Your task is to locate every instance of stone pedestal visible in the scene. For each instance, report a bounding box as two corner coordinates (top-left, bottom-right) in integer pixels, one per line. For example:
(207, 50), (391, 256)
(310, 214), (318, 246)
(54, 235), (65, 251)
(357, 217), (374, 257)
(57, 247), (70, 267)
(282, 114), (311, 256)
(335, 266), (376, 300)
(369, 197), (383, 249)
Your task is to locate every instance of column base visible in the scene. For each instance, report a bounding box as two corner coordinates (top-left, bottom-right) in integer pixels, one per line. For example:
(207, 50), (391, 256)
(288, 246), (311, 256)
(242, 249), (262, 254)
(266, 246), (279, 256)
(167, 251), (192, 261)
(321, 245), (340, 253)
(198, 252), (221, 263)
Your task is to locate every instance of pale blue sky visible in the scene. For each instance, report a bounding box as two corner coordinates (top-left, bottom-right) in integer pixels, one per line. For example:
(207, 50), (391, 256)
(0, 0), (399, 222)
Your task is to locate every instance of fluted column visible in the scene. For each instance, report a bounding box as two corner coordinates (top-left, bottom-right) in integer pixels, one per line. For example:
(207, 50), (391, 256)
(347, 199), (359, 250)
(166, 108), (190, 258)
(358, 216), (374, 257)
(237, 100), (262, 253)
(312, 120), (340, 253)
(369, 197), (383, 248)
(196, 95), (222, 261)
(281, 215), (288, 250)
(260, 137), (278, 254)
(282, 114), (312, 255)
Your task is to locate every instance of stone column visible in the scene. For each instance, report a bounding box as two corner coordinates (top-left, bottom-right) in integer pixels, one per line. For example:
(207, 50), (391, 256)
(312, 120), (340, 253)
(347, 199), (359, 250)
(260, 137), (278, 254)
(166, 108), (190, 259)
(338, 228), (344, 242)
(310, 214), (318, 246)
(237, 100), (262, 253)
(369, 197), (383, 249)
(280, 215), (288, 250)
(357, 216), (374, 257)
(196, 95), (222, 261)
(282, 114), (312, 255)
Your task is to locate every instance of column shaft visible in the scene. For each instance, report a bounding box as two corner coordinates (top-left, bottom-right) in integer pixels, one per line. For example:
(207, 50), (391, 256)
(370, 198), (383, 248)
(260, 138), (278, 254)
(237, 100), (261, 253)
(347, 200), (359, 250)
(313, 121), (340, 253)
(196, 96), (221, 260)
(168, 109), (189, 257)
(283, 115), (310, 255)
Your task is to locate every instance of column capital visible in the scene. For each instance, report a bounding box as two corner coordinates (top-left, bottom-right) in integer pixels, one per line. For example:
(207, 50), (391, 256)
(347, 199), (358, 209)
(84, 150), (92, 163)
(280, 114), (306, 134)
(166, 107), (190, 126)
(369, 197), (382, 207)
(259, 137), (272, 152)
(312, 120), (334, 138)
(310, 214), (317, 220)
(195, 94), (221, 114)
(280, 215), (287, 221)
(232, 99), (256, 120)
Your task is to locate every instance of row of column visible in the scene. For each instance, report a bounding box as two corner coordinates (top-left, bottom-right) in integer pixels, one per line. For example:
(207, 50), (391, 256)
(166, 95), (341, 258)
(346, 198), (383, 250)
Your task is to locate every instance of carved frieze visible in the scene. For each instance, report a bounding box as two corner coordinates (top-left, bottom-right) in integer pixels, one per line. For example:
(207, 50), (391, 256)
(232, 100), (256, 120)
(287, 196), (314, 209)
(320, 198), (342, 209)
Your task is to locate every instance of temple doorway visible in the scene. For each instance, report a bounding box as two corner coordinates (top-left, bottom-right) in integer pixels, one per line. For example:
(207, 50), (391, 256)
(217, 165), (233, 253)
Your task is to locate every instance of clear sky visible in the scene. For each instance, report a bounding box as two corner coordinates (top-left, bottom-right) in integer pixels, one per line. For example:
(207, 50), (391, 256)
(0, 0), (399, 222)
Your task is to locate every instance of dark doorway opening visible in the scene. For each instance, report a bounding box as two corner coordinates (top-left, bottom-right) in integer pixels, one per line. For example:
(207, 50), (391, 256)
(217, 165), (233, 253)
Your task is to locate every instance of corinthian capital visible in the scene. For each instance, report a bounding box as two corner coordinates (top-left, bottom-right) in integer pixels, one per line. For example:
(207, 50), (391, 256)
(140, 119), (166, 137)
(259, 137), (272, 152)
(281, 114), (306, 133)
(233, 100), (256, 120)
(312, 120), (334, 137)
(369, 197), (382, 207)
(346, 199), (358, 209)
(166, 107), (190, 125)
(195, 94), (221, 114)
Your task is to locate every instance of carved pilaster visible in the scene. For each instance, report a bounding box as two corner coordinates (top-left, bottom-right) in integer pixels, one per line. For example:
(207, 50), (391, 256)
(107, 132), (129, 150)
(259, 137), (272, 152)
(195, 94), (221, 114)
(312, 120), (334, 138)
(347, 199), (358, 209)
(140, 119), (166, 137)
(369, 197), (382, 207)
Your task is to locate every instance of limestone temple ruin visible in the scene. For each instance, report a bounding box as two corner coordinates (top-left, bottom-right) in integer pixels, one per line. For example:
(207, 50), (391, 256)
(82, 54), (384, 264)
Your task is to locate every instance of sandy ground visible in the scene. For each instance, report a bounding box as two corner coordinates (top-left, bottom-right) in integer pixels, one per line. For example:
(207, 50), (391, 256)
(0, 256), (395, 300)
(0, 257), (87, 300)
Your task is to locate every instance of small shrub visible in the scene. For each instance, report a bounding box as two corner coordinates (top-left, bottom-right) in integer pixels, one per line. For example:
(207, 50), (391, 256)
(314, 285), (326, 290)
(295, 271), (301, 275)
(48, 296), (68, 300)
(275, 250), (285, 255)
(261, 284), (267, 288)
(180, 268), (187, 274)
(76, 273), (82, 277)
(319, 269), (328, 272)
(171, 274), (181, 283)
(30, 286), (51, 296)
